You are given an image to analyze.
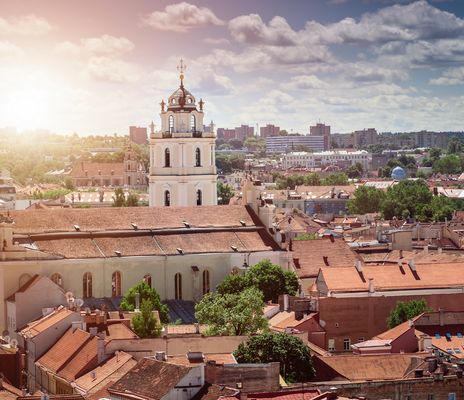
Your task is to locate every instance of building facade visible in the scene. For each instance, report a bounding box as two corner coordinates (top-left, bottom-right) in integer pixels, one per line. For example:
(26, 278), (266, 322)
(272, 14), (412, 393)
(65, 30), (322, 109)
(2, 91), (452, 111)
(129, 126), (148, 145)
(148, 64), (217, 207)
(260, 124), (280, 138)
(266, 135), (325, 154)
(353, 128), (378, 148)
(310, 123), (331, 151)
(282, 150), (371, 171)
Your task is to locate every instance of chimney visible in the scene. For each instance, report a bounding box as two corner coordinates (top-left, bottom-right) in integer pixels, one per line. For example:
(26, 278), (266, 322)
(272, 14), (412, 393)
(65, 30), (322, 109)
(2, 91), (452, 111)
(368, 278), (375, 293)
(89, 327), (98, 337)
(155, 351), (166, 362)
(71, 321), (83, 332)
(194, 323), (200, 334)
(283, 294), (289, 312)
(97, 335), (105, 364)
(355, 260), (363, 273)
(414, 369), (424, 378)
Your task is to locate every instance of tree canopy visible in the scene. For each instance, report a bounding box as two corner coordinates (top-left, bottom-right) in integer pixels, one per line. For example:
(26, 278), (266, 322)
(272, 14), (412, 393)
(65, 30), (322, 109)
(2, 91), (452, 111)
(216, 259), (299, 302)
(217, 182), (234, 205)
(120, 281), (169, 323)
(234, 332), (314, 383)
(195, 287), (268, 336)
(387, 299), (432, 329)
(348, 186), (385, 214)
(132, 299), (162, 338)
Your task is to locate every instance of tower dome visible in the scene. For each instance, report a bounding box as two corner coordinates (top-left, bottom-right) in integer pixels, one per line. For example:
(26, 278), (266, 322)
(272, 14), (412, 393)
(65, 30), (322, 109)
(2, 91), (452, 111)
(391, 166), (406, 180)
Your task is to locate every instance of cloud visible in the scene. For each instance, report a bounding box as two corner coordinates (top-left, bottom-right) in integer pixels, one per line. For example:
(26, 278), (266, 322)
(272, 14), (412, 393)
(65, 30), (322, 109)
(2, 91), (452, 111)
(203, 37), (230, 46)
(430, 67), (464, 85)
(305, 1), (464, 45)
(284, 75), (329, 90)
(56, 35), (135, 57)
(0, 14), (52, 36)
(193, 71), (235, 96)
(143, 2), (224, 32)
(85, 57), (140, 84)
(229, 15), (298, 46)
(0, 41), (23, 59)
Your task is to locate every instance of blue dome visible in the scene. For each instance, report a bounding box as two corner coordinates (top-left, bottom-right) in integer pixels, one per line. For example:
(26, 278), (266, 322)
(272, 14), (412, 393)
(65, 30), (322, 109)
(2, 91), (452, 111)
(391, 166), (406, 180)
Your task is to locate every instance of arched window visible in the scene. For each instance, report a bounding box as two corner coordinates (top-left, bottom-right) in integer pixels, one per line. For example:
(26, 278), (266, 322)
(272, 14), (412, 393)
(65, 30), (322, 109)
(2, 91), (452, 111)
(190, 114), (196, 132)
(83, 272), (92, 298)
(202, 270), (210, 295)
(169, 115), (174, 133)
(195, 147), (201, 167)
(164, 148), (171, 167)
(143, 274), (152, 288)
(50, 273), (63, 287)
(174, 273), (182, 300)
(196, 189), (202, 206)
(112, 271), (122, 297)
(164, 190), (171, 206)
(18, 273), (32, 289)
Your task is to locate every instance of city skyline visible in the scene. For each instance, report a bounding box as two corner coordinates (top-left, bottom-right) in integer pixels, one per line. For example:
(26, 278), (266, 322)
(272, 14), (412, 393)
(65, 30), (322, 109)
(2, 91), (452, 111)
(1, 0), (464, 135)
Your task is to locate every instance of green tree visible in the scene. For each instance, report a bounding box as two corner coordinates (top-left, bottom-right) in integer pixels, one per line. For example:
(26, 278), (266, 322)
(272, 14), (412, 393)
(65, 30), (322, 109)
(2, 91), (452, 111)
(112, 188), (126, 207)
(381, 180), (432, 220)
(387, 299), (432, 329)
(234, 332), (314, 383)
(217, 260), (299, 302)
(303, 173), (321, 186)
(322, 173), (349, 185)
(447, 138), (463, 154)
(126, 193), (139, 207)
(195, 287), (268, 336)
(294, 233), (319, 240)
(348, 186), (385, 214)
(217, 182), (234, 205)
(346, 163), (364, 179)
(433, 154), (462, 174)
(120, 281), (169, 323)
(132, 299), (162, 338)
(64, 177), (75, 190)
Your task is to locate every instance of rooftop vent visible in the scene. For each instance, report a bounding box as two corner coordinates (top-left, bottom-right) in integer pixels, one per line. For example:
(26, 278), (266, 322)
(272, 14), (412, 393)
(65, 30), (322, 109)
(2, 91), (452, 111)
(114, 250), (122, 257)
(231, 245), (238, 252)
(131, 223), (138, 230)
(73, 225), (80, 231)
(187, 351), (204, 362)
(239, 220), (246, 226)
(183, 221), (190, 228)
(176, 248), (184, 254)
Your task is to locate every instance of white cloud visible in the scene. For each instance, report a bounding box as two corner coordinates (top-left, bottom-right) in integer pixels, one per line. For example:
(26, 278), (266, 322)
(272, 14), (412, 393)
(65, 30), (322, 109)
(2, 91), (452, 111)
(284, 75), (329, 90)
(143, 2), (224, 33)
(203, 37), (230, 46)
(0, 14), (52, 36)
(430, 67), (464, 85)
(85, 57), (140, 84)
(55, 35), (135, 57)
(229, 15), (298, 46)
(0, 41), (23, 59)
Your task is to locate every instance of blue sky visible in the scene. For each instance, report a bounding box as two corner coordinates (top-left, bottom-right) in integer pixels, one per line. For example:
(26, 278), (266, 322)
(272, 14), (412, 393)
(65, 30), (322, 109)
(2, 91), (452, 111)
(1, 0), (464, 135)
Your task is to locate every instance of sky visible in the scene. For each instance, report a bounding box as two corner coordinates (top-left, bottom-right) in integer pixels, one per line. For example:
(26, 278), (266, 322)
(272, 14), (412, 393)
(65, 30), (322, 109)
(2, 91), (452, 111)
(1, 0), (464, 136)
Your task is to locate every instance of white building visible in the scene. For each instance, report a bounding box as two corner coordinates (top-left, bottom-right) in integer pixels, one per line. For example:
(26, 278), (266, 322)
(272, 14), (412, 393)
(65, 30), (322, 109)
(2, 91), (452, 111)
(282, 150), (371, 170)
(149, 61), (217, 207)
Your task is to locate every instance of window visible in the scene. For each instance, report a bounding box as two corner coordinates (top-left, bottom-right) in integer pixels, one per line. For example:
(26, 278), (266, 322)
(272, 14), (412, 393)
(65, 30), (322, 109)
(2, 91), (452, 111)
(144, 274), (152, 288)
(195, 147), (201, 167)
(328, 339), (335, 352)
(164, 190), (171, 206)
(190, 115), (196, 132)
(83, 272), (92, 298)
(164, 148), (171, 167)
(112, 271), (122, 297)
(357, 337), (365, 343)
(343, 338), (351, 351)
(169, 115), (174, 133)
(50, 273), (63, 287)
(448, 394), (456, 400)
(428, 395), (435, 400)
(175, 273), (182, 300)
(196, 189), (202, 206)
(202, 270), (210, 295)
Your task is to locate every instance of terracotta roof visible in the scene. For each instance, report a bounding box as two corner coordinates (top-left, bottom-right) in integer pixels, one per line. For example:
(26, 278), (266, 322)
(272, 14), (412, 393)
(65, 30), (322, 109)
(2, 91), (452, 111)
(109, 357), (193, 400)
(314, 353), (423, 381)
(190, 383), (237, 400)
(292, 238), (361, 279)
(6, 274), (41, 302)
(70, 162), (124, 178)
(431, 335), (464, 359)
(9, 205), (260, 234)
(220, 389), (322, 400)
(167, 353), (236, 367)
(36, 328), (91, 373)
(165, 324), (208, 335)
(75, 352), (136, 393)
(0, 382), (23, 400)
(269, 312), (317, 332)
(375, 319), (418, 341)
(318, 262), (464, 293)
(20, 306), (75, 338)
(58, 336), (98, 381)
(107, 323), (138, 340)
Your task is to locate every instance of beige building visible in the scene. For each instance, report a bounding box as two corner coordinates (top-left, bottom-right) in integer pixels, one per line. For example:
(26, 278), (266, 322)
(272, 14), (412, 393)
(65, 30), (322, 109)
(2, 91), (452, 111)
(149, 63), (217, 207)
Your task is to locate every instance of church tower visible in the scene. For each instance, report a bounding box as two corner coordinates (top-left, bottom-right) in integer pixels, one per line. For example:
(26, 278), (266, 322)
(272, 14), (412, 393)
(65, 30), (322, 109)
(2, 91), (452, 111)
(148, 60), (217, 207)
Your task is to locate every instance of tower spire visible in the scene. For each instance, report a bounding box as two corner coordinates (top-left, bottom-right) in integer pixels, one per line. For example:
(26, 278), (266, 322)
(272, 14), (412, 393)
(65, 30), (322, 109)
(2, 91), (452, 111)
(177, 58), (187, 87)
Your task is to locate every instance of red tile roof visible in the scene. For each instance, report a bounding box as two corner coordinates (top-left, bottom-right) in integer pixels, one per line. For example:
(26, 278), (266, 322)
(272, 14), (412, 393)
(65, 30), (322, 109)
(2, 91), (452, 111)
(20, 306), (75, 338)
(58, 336), (98, 381)
(70, 162), (124, 178)
(292, 238), (361, 279)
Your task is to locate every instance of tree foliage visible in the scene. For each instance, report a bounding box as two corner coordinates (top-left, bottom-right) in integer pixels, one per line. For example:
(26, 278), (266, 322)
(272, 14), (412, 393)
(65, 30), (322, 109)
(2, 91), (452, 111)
(348, 186), (385, 214)
(120, 281), (169, 323)
(217, 182), (234, 205)
(132, 299), (162, 338)
(346, 162), (364, 179)
(195, 287), (268, 336)
(216, 259), (299, 302)
(234, 332), (314, 383)
(433, 154), (462, 174)
(216, 153), (245, 173)
(387, 299), (432, 329)
(112, 188), (139, 207)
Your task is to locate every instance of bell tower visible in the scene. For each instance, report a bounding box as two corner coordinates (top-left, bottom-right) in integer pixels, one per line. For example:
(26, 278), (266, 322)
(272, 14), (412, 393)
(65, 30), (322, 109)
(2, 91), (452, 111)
(148, 59), (217, 207)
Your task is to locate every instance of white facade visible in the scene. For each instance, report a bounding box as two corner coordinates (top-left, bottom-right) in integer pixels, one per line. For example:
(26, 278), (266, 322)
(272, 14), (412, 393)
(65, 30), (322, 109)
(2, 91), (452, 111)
(149, 72), (217, 207)
(282, 150), (371, 170)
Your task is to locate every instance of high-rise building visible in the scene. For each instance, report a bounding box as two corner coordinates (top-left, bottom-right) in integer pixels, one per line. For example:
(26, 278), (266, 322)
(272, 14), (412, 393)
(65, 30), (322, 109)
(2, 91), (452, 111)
(217, 128), (236, 140)
(415, 130), (448, 149)
(148, 61), (217, 207)
(310, 123), (331, 150)
(235, 125), (254, 141)
(353, 128), (378, 148)
(129, 126), (148, 145)
(266, 135), (325, 153)
(260, 124), (280, 138)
